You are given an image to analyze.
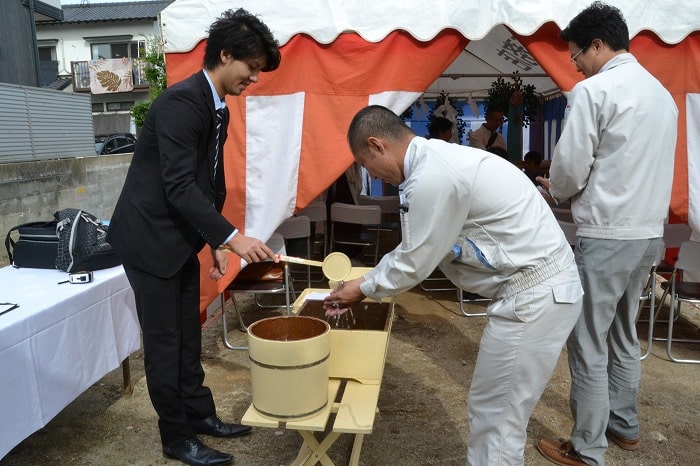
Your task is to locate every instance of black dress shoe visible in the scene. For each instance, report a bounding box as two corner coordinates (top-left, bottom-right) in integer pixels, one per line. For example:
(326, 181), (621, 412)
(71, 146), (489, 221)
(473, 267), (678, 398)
(162, 437), (232, 466)
(191, 414), (252, 438)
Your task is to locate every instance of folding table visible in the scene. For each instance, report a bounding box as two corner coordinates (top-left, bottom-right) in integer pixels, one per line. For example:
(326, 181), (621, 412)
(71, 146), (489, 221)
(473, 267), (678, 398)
(0, 265), (140, 459)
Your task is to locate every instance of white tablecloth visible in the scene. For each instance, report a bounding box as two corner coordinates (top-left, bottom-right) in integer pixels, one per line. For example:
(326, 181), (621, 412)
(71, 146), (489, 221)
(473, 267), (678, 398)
(0, 265), (140, 459)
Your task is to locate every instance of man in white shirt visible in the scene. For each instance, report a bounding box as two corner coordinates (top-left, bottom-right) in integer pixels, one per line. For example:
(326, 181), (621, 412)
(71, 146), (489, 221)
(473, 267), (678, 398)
(468, 108), (506, 152)
(324, 105), (583, 465)
(536, 3), (678, 465)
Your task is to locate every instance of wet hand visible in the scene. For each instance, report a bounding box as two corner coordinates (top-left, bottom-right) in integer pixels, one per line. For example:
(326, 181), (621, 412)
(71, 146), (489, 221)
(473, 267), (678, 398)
(323, 278), (365, 316)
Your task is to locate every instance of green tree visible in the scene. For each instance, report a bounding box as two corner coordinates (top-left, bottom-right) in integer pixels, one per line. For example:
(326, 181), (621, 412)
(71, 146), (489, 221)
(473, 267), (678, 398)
(487, 71), (540, 127)
(131, 37), (166, 128)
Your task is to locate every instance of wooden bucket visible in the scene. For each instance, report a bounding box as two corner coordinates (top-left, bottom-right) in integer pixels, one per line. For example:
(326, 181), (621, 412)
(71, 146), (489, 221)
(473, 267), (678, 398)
(247, 315), (330, 420)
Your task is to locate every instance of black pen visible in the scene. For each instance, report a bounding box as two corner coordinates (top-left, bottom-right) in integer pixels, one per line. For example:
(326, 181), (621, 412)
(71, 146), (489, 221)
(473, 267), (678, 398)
(0, 303), (19, 316)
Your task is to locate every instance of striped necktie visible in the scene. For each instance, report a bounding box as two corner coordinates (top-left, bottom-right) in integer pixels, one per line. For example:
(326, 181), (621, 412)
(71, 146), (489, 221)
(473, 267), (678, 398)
(213, 108), (224, 178)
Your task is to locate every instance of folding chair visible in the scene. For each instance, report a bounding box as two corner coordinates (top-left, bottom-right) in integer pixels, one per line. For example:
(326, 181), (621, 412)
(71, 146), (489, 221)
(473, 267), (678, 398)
(298, 200), (328, 259)
(662, 240), (700, 363)
(420, 268), (457, 292)
(329, 202), (382, 265)
(551, 207), (574, 223)
(275, 215), (312, 289)
(637, 223), (691, 359)
(418, 268), (487, 317)
(557, 220), (577, 248)
(457, 288), (489, 317)
(220, 234), (295, 350)
(639, 248), (663, 360)
(358, 195), (401, 247)
(647, 223), (692, 320)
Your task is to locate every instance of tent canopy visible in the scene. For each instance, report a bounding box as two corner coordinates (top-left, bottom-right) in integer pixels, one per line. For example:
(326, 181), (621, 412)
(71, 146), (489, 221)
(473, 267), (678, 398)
(162, 0), (697, 99)
(162, 0), (697, 52)
(160, 0), (700, 313)
(428, 25), (559, 99)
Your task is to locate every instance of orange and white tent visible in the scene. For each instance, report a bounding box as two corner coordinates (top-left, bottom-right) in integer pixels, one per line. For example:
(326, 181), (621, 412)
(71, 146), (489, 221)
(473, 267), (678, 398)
(159, 0), (700, 313)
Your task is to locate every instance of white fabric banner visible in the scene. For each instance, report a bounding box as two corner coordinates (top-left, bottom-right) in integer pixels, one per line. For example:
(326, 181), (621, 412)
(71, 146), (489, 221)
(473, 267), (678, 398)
(686, 93), (700, 237)
(245, 93), (305, 241)
(88, 58), (134, 94)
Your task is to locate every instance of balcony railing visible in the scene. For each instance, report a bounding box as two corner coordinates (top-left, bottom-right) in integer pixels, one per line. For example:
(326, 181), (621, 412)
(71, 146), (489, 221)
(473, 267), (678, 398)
(71, 58), (150, 92)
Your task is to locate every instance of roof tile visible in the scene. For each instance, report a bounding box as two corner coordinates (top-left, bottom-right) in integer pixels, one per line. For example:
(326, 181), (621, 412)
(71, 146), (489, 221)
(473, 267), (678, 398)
(39, 1), (173, 24)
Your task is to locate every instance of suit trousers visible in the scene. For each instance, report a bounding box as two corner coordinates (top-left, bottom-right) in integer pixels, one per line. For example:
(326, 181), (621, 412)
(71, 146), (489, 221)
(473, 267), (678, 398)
(568, 237), (661, 465)
(123, 255), (216, 447)
(466, 261), (582, 465)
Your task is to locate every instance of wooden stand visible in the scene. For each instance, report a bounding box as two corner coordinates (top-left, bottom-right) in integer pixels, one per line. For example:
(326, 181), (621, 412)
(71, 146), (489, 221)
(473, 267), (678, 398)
(242, 378), (380, 465)
(242, 281), (392, 465)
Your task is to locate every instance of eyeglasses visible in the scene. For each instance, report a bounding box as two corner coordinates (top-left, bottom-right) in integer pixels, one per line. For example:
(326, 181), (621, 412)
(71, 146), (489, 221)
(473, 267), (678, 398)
(570, 46), (588, 63)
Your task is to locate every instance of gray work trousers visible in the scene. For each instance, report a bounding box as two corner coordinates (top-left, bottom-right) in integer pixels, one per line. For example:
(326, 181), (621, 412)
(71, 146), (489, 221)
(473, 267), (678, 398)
(568, 237), (662, 465)
(466, 260), (582, 465)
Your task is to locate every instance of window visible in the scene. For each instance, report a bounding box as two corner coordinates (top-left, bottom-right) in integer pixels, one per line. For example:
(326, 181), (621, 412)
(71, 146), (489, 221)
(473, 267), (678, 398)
(105, 102), (134, 111)
(92, 103), (104, 112)
(91, 40), (145, 61)
(38, 46), (56, 61)
(37, 40), (58, 61)
(130, 42), (146, 59)
(104, 137), (128, 153)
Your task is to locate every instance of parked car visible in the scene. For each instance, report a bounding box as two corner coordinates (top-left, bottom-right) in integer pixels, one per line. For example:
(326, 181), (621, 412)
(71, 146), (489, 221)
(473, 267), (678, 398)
(95, 133), (137, 155)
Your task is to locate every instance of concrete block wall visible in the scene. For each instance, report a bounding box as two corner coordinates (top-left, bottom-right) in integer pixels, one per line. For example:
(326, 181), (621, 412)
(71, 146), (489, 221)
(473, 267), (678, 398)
(1, 154), (132, 266)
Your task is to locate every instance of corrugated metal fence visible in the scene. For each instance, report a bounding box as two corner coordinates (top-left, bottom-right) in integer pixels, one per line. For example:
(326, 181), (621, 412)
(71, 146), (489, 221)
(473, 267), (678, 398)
(0, 82), (95, 162)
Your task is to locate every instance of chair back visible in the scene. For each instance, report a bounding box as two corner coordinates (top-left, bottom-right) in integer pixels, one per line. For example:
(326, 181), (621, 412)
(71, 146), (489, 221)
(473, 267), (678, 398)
(330, 203), (382, 265)
(551, 207), (574, 223)
(557, 220), (577, 247)
(358, 195), (402, 253)
(358, 195), (400, 215)
(276, 215), (311, 240)
(298, 200), (328, 258)
(663, 223), (692, 248)
(276, 216), (312, 287)
(330, 202), (381, 225)
(298, 200), (327, 223)
(675, 240), (700, 273)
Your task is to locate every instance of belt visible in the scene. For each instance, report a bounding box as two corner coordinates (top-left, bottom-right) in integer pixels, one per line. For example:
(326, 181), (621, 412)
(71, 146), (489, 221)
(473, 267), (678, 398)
(497, 257), (566, 299)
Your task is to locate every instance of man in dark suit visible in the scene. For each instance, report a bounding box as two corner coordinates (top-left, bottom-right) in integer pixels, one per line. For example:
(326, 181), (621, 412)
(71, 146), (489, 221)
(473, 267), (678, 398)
(107, 9), (281, 466)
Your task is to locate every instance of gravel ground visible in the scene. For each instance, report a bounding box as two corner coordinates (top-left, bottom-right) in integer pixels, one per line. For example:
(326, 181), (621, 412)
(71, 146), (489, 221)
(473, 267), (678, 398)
(2, 283), (700, 465)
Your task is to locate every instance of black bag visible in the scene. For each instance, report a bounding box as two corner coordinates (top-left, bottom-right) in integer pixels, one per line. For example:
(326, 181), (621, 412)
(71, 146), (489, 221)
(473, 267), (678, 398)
(5, 221), (60, 269)
(55, 208), (122, 272)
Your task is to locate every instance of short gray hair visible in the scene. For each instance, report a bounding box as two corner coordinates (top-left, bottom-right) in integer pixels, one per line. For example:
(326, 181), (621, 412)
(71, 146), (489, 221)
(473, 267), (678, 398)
(347, 105), (414, 157)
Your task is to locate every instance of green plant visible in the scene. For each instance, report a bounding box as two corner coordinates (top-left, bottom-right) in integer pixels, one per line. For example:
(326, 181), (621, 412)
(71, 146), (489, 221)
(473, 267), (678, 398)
(487, 71), (540, 127)
(131, 37), (166, 127)
(130, 101), (151, 128)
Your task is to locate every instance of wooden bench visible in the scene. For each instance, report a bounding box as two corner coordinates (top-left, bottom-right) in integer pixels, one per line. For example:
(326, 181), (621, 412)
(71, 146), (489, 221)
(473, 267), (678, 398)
(242, 378), (381, 465)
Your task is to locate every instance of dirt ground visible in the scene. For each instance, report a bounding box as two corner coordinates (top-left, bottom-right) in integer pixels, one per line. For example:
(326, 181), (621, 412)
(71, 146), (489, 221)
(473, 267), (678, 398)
(2, 281), (700, 466)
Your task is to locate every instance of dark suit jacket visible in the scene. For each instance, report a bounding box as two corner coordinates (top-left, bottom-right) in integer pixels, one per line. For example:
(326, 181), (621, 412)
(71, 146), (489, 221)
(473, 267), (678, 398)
(107, 71), (234, 278)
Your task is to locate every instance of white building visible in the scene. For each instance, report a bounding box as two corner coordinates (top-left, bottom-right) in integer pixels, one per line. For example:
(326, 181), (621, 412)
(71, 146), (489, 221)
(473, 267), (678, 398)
(36, 1), (173, 136)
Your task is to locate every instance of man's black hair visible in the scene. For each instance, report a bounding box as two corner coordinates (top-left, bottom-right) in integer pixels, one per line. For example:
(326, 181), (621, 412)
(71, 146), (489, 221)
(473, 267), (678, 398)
(428, 117), (454, 138)
(524, 150), (543, 165)
(559, 1), (629, 52)
(204, 8), (281, 72)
